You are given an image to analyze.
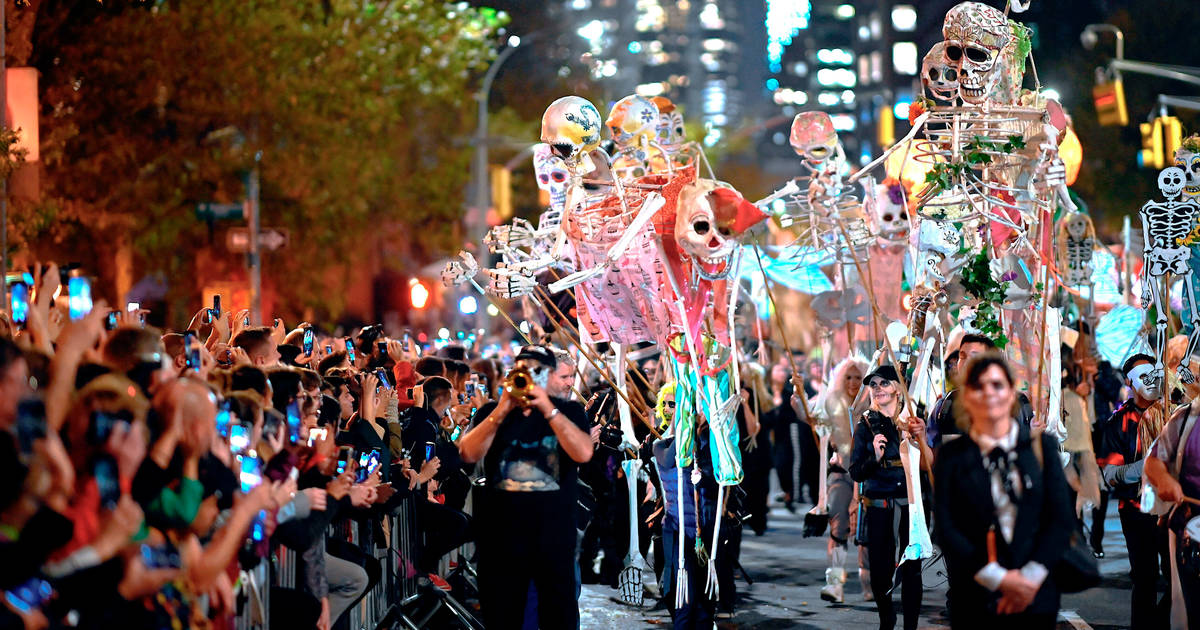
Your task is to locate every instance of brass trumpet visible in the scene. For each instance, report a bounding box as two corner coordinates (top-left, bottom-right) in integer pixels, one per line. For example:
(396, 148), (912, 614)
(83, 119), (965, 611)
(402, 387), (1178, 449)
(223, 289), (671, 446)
(502, 367), (535, 405)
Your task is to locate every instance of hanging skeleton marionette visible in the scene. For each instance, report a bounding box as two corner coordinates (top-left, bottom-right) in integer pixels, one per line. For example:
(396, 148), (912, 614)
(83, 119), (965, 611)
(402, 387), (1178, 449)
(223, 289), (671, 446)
(1139, 166), (1200, 383)
(1056, 211), (1096, 288)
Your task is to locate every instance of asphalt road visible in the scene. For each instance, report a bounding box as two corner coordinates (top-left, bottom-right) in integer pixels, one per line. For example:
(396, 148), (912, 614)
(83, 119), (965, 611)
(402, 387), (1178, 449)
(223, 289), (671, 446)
(581, 497), (1136, 629)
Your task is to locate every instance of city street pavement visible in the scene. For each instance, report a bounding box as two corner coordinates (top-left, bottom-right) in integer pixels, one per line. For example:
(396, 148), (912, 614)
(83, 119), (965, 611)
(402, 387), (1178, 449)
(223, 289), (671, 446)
(581, 496), (1136, 629)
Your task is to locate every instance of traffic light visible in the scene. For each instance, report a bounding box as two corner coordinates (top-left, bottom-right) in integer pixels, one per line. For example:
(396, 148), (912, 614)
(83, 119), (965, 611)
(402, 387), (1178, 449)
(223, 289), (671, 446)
(1139, 118), (1163, 169)
(490, 165), (512, 221)
(877, 105), (895, 148)
(1093, 80), (1128, 127)
(1162, 115), (1183, 165)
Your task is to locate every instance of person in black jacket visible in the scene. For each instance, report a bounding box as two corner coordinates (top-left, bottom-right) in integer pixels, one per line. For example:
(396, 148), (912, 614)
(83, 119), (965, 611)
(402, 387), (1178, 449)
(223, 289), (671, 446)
(849, 364), (929, 630)
(933, 352), (1073, 630)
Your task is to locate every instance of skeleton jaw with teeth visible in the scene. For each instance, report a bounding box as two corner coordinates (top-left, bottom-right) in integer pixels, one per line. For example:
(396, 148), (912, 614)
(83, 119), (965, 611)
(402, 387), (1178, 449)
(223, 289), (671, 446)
(941, 2), (1014, 105)
(675, 181), (768, 280)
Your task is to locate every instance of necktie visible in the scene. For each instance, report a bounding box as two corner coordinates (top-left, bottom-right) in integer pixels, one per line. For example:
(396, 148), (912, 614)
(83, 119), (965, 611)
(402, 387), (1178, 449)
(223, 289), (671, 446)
(987, 446), (1020, 505)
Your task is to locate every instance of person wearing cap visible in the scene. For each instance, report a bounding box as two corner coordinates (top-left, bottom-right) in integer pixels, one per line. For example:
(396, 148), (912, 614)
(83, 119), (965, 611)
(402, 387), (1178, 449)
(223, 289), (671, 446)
(459, 345), (593, 629)
(849, 363), (930, 630)
(927, 334), (1034, 448)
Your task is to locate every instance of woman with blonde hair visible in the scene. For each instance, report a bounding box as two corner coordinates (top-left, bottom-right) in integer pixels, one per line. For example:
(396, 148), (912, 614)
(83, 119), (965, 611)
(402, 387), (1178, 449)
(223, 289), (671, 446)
(814, 355), (869, 603)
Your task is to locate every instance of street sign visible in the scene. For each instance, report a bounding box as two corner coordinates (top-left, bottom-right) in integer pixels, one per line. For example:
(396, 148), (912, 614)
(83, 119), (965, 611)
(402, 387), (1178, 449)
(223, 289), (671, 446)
(226, 228), (290, 253)
(195, 202), (245, 221)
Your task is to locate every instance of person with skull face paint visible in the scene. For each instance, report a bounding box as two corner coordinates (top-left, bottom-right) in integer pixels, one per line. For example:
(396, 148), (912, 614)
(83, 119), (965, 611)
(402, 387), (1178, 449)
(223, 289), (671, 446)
(1095, 354), (1172, 628)
(459, 345), (593, 629)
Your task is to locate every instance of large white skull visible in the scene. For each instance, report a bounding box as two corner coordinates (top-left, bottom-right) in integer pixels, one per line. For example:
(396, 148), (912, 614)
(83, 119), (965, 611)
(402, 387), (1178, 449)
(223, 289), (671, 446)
(1174, 140), (1200, 198)
(922, 42), (959, 103)
(606, 95), (659, 150)
(1159, 166), (1186, 200)
(942, 2), (1013, 104)
(532, 143), (569, 210)
(540, 96), (603, 164)
(1064, 212), (1090, 240)
(675, 180), (766, 280)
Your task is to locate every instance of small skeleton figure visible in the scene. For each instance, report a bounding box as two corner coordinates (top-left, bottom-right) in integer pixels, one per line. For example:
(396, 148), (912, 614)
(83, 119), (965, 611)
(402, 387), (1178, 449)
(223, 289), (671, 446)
(649, 96), (704, 172)
(1056, 212), (1096, 287)
(867, 178), (912, 243)
(1139, 166), (1200, 383)
(922, 42), (959, 103)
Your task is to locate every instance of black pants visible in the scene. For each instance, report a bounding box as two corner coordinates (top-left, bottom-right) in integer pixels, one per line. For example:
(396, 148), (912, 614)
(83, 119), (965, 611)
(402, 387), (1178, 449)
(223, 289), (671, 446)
(865, 503), (922, 630)
(477, 494), (579, 629)
(269, 586), (322, 629)
(796, 420), (821, 504)
(415, 499), (471, 574)
(772, 423), (796, 501)
(1091, 490), (1109, 553)
(1175, 529), (1200, 626)
(1119, 507), (1170, 629)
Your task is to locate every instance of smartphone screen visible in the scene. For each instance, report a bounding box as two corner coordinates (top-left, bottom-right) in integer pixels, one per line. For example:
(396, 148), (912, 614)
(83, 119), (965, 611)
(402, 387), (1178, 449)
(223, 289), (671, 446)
(211, 295), (222, 320)
(307, 427), (327, 447)
(68, 276), (93, 321)
(140, 543), (182, 570)
(325, 344), (333, 354)
(229, 424), (250, 455)
(402, 332), (411, 353)
(303, 328), (314, 356)
(286, 400), (301, 444)
(93, 454), (121, 510)
(356, 450), (380, 483)
(127, 302), (140, 313)
(424, 441), (435, 462)
(88, 410), (128, 445)
(251, 510), (268, 542)
(335, 446), (353, 475)
(10, 282), (28, 327)
(16, 399), (46, 455)
(375, 368), (391, 390)
(215, 400), (232, 437)
(239, 455), (263, 493)
(377, 341), (388, 356)
(184, 333), (201, 372)
(345, 338), (356, 363)
(4, 578), (53, 614)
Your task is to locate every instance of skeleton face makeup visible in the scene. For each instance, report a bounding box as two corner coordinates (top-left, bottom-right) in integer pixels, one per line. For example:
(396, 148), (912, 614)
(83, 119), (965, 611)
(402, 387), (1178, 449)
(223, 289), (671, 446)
(1127, 362), (1162, 401)
(922, 42), (960, 102)
(1174, 147), (1200, 198)
(942, 2), (1013, 104)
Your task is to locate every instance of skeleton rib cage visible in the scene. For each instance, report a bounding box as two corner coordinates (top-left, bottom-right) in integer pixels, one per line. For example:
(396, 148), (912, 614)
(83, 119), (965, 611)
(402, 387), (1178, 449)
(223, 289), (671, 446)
(908, 106), (1052, 228)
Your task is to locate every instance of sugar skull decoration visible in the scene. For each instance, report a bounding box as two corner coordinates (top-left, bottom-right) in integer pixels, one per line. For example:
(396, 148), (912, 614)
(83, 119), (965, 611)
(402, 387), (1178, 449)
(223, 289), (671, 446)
(1175, 135), (1200, 199)
(533, 143), (569, 211)
(922, 41), (959, 103)
(941, 2), (1014, 104)
(869, 178), (912, 242)
(651, 96), (686, 146)
(541, 96), (603, 165)
(606, 95), (659, 150)
(789, 111), (839, 170)
(674, 180), (769, 280)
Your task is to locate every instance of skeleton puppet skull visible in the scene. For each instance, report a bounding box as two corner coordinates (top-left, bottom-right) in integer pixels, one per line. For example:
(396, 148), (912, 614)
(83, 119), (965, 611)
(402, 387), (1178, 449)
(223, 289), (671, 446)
(541, 96), (603, 165)
(1174, 138), (1200, 198)
(651, 96), (686, 146)
(922, 42), (960, 103)
(532, 143), (569, 211)
(1160, 166), (1187, 200)
(789, 111), (839, 170)
(942, 2), (1013, 104)
(606, 95), (659, 150)
(870, 179), (911, 241)
(675, 181), (768, 280)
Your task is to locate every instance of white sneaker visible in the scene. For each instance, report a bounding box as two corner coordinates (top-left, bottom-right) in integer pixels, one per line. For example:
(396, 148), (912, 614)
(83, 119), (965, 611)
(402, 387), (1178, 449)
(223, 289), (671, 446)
(820, 568), (845, 604)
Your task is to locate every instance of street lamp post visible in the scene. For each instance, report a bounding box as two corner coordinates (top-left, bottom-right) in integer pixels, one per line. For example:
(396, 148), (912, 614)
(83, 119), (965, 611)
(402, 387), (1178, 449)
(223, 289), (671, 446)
(469, 36), (521, 243)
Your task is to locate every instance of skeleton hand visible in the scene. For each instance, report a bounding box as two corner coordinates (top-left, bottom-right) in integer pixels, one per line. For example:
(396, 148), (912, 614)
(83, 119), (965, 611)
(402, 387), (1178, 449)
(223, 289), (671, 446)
(1035, 156), (1067, 194)
(1141, 280), (1153, 308)
(484, 219), (537, 252)
(486, 266), (538, 299)
(440, 251), (480, 287)
(1180, 364), (1196, 385)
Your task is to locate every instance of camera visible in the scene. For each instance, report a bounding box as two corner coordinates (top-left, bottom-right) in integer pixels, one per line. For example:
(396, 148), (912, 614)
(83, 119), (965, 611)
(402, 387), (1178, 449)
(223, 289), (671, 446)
(597, 422), (624, 451)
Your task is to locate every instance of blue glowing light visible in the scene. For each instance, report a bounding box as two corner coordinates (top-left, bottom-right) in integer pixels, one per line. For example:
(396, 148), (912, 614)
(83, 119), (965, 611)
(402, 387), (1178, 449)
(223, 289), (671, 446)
(765, 0), (811, 66)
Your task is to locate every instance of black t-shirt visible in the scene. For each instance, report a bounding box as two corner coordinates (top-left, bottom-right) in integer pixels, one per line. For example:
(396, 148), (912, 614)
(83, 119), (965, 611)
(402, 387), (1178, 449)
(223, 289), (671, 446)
(474, 397), (589, 502)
